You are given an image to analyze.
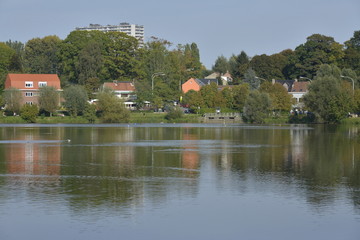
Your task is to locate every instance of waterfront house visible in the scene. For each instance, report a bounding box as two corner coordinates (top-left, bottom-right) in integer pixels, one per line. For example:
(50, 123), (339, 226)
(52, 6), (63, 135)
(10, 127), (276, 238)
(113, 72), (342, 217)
(102, 81), (137, 109)
(4, 73), (62, 106)
(182, 78), (218, 93)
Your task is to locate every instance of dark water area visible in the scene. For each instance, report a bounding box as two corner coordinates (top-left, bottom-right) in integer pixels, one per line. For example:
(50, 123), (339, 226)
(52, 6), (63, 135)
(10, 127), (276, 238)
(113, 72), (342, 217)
(0, 124), (359, 240)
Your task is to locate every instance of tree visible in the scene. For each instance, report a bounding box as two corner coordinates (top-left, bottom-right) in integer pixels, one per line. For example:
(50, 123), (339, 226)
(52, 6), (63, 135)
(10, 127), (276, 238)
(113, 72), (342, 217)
(182, 90), (204, 113)
(250, 53), (288, 80)
(212, 55), (229, 75)
(63, 85), (88, 116)
(200, 82), (225, 108)
(78, 41), (103, 86)
(343, 31), (360, 76)
(38, 86), (59, 116)
(243, 90), (272, 123)
(0, 43), (16, 89)
(288, 34), (344, 79)
(24, 36), (61, 74)
(97, 89), (130, 123)
(303, 65), (352, 123)
(232, 84), (250, 111)
(243, 68), (260, 90)
(83, 103), (97, 123)
(229, 51), (250, 84)
(3, 87), (23, 114)
(260, 82), (293, 112)
(20, 104), (39, 123)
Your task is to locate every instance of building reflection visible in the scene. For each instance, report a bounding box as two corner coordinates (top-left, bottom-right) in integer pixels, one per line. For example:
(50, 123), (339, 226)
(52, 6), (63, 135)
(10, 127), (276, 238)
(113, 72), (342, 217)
(5, 128), (61, 176)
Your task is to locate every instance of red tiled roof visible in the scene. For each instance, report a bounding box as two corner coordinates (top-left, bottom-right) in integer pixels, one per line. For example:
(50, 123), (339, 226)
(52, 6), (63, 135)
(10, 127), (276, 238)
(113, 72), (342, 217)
(292, 81), (309, 92)
(103, 82), (135, 91)
(5, 74), (61, 90)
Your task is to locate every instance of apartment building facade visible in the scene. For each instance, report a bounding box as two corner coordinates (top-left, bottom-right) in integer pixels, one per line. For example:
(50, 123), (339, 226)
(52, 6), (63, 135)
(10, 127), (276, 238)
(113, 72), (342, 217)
(76, 22), (145, 46)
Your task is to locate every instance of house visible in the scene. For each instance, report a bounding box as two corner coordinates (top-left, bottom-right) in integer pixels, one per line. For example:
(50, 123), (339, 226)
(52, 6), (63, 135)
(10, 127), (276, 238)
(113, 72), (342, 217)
(205, 72), (233, 85)
(182, 78), (218, 93)
(289, 81), (309, 108)
(4, 73), (62, 106)
(272, 79), (310, 108)
(102, 81), (137, 109)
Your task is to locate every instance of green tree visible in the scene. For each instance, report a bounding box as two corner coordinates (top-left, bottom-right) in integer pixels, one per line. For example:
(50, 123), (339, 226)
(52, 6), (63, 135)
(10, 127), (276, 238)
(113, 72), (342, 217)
(63, 85), (88, 117)
(3, 87), (23, 114)
(304, 65), (352, 123)
(83, 103), (97, 123)
(243, 90), (272, 123)
(260, 82), (293, 112)
(24, 36), (61, 74)
(232, 84), (250, 111)
(200, 82), (225, 108)
(229, 51), (250, 84)
(38, 86), (59, 116)
(182, 90), (204, 113)
(343, 31), (360, 76)
(0, 43), (16, 89)
(20, 104), (39, 123)
(243, 68), (260, 90)
(78, 41), (103, 86)
(5, 40), (24, 73)
(288, 34), (344, 79)
(212, 55), (229, 75)
(250, 53), (288, 80)
(97, 89), (130, 123)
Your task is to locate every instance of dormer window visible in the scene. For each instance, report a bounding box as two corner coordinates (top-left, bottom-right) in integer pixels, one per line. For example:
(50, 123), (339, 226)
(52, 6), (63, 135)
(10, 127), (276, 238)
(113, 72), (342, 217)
(38, 82), (47, 87)
(25, 81), (33, 88)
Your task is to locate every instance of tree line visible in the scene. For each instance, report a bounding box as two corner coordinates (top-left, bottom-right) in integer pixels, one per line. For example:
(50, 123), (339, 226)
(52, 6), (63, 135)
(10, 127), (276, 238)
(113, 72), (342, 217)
(0, 30), (359, 123)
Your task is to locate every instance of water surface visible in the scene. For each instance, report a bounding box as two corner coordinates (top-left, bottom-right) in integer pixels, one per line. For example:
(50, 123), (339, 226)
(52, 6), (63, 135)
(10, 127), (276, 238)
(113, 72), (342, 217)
(0, 124), (359, 240)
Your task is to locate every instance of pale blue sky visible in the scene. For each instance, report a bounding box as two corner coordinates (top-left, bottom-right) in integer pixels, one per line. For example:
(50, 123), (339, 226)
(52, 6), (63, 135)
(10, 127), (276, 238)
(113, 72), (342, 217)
(1, 0), (359, 68)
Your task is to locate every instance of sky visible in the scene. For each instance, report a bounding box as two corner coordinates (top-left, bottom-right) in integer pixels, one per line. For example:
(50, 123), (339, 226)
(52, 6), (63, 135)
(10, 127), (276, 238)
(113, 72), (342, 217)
(1, 0), (359, 69)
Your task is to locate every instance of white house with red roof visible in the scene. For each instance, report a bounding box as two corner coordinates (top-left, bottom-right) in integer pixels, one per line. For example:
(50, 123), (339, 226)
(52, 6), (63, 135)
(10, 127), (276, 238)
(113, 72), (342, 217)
(4, 73), (62, 106)
(102, 81), (137, 109)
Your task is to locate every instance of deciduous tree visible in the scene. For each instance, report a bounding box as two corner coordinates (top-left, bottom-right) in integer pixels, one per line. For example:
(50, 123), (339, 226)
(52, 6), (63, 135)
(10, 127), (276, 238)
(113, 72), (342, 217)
(38, 86), (59, 116)
(63, 85), (88, 116)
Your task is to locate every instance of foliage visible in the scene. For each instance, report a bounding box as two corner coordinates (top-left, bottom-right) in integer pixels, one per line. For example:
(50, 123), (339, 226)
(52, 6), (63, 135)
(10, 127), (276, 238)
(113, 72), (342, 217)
(288, 34), (344, 79)
(77, 41), (103, 85)
(343, 31), (360, 76)
(200, 82), (225, 108)
(0, 42), (16, 89)
(229, 51), (249, 84)
(260, 82), (293, 112)
(232, 84), (250, 111)
(243, 90), (272, 123)
(97, 90), (130, 123)
(20, 104), (39, 123)
(82, 103), (97, 123)
(165, 106), (184, 120)
(250, 53), (288, 80)
(243, 68), (260, 90)
(3, 87), (23, 114)
(212, 55), (229, 75)
(38, 86), (59, 116)
(24, 36), (61, 74)
(63, 85), (88, 116)
(304, 65), (352, 123)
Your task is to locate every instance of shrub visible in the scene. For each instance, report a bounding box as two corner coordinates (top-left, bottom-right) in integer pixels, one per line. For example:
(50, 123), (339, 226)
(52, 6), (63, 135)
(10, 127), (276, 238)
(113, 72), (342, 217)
(165, 107), (183, 120)
(20, 104), (39, 123)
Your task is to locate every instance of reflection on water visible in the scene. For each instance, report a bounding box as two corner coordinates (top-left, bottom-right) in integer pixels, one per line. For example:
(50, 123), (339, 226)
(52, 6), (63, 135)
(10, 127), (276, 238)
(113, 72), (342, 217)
(0, 124), (359, 239)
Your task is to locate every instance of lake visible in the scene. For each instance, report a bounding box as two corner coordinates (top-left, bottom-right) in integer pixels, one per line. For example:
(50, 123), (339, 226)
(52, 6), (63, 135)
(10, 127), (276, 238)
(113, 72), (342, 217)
(0, 123), (359, 240)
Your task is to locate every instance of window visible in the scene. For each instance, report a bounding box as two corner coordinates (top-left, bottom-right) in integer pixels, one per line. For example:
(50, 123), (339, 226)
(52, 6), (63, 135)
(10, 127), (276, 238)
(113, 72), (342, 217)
(38, 82), (47, 87)
(25, 81), (33, 88)
(25, 102), (33, 105)
(25, 92), (33, 97)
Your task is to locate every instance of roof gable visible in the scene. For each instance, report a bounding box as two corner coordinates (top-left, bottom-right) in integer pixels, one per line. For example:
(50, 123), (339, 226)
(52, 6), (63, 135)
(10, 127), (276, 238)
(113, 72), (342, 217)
(103, 81), (135, 91)
(5, 74), (61, 90)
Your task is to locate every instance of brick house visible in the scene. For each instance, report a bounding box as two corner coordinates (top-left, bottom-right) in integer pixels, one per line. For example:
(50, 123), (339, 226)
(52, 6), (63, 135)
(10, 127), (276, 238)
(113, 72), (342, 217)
(182, 78), (218, 94)
(4, 73), (62, 105)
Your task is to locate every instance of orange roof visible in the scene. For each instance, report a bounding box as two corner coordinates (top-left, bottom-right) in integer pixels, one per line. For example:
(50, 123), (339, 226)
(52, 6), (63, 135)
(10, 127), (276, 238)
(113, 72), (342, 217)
(292, 81), (309, 92)
(5, 74), (61, 90)
(103, 81), (135, 91)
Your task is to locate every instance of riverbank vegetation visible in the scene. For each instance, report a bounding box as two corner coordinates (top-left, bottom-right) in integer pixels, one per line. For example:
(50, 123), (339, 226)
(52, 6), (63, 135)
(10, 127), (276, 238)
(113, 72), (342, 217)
(0, 30), (359, 124)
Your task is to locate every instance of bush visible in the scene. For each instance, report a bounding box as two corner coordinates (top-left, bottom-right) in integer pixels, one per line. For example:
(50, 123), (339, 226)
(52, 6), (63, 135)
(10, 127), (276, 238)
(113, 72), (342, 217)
(20, 104), (39, 123)
(165, 107), (183, 120)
